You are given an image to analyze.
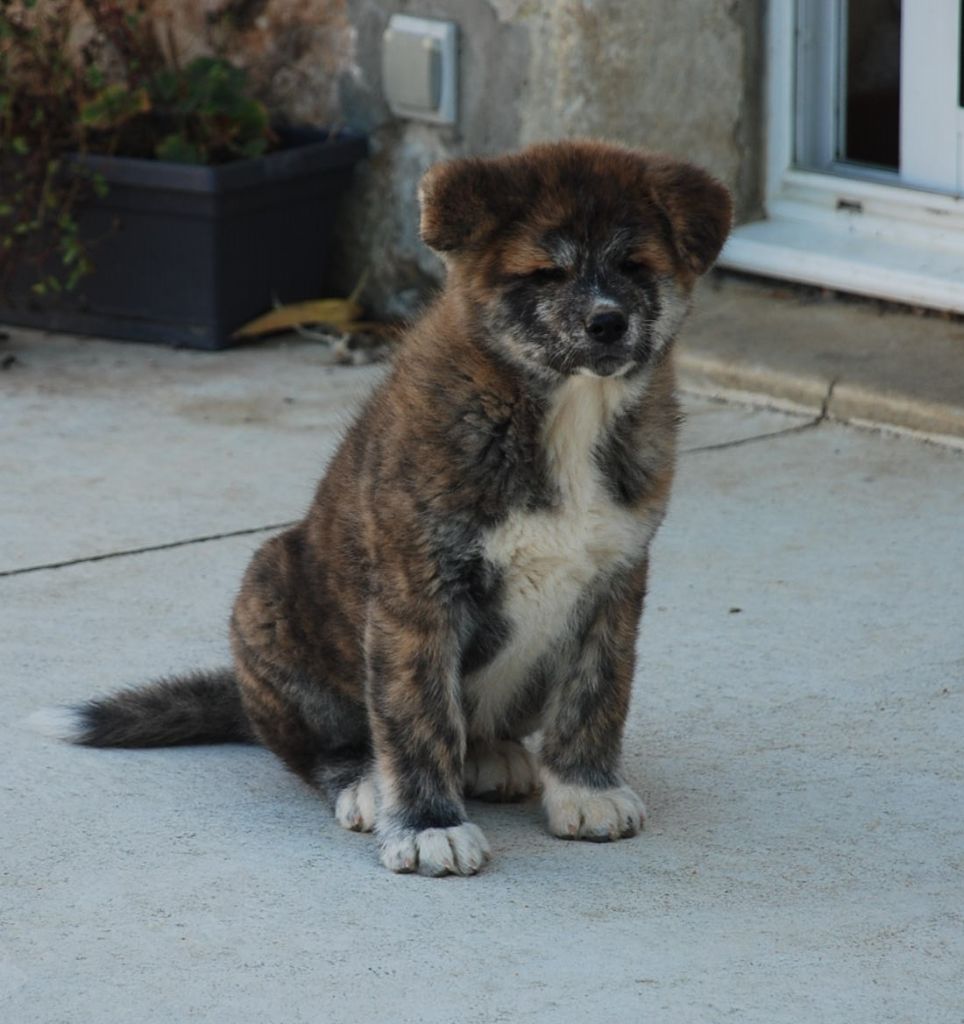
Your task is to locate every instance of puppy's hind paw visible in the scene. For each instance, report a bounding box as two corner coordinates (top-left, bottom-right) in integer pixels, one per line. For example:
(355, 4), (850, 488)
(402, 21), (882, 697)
(464, 739), (539, 802)
(334, 776), (377, 833)
(378, 822), (491, 877)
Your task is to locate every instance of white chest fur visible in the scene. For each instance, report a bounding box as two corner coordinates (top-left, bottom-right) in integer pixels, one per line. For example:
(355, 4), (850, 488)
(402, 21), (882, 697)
(465, 374), (658, 738)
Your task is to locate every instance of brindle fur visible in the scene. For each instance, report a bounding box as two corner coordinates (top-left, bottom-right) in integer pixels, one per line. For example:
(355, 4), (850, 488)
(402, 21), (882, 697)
(61, 141), (731, 876)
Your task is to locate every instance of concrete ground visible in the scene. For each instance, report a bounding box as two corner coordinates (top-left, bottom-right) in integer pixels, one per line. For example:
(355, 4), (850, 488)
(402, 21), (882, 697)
(2, 327), (962, 1024)
(681, 273), (964, 445)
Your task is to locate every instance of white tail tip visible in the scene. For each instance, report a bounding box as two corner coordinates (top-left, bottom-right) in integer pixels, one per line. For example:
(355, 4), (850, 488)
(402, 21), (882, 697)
(25, 706), (86, 743)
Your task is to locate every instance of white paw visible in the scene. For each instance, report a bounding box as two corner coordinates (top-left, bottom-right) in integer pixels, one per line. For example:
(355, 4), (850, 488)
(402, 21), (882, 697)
(464, 740), (539, 801)
(334, 776), (377, 833)
(379, 822), (491, 877)
(542, 775), (646, 841)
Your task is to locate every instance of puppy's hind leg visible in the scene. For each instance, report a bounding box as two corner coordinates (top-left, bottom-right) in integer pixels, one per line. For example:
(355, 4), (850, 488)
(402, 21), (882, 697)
(230, 528), (373, 825)
(239, 650), (375, 832)
(236, 655), (370, 785)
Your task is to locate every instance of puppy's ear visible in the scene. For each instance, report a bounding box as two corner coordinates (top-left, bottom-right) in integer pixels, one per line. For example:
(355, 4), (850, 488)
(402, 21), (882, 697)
(648, 160), (733, 275)
(418, 157), (513, 253)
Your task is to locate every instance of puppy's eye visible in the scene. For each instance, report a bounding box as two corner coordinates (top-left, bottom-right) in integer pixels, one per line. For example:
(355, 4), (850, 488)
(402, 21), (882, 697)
(620, 259), (652, 279)
(524, 266), (567, 285)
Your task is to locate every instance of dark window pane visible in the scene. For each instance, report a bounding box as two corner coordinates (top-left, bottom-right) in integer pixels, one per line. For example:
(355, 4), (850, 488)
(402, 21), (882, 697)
(844, 0), (901, 169)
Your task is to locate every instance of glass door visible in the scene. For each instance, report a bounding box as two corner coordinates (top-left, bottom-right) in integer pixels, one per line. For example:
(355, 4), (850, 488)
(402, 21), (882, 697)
(795, 0), (963, 196)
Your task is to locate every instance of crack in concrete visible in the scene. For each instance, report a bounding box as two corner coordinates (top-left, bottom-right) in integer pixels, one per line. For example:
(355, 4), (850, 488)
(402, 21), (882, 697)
(0, 521), (297, 580)
(682, 377), (838, 455)
(822, 377), (839, 418)
(681, 419), (820, 454)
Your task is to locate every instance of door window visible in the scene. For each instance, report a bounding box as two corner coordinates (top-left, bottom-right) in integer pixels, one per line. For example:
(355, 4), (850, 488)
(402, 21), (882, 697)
(795, 0), (963, 195)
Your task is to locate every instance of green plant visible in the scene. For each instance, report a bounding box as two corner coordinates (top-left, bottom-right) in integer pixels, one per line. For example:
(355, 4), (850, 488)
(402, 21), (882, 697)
(0, 0), (273, 302)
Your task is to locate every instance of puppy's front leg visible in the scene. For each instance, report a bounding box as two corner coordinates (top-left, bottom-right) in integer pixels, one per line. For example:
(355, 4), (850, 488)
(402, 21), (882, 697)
(367, 602), (490, 876)
(539, 561), (649, 842)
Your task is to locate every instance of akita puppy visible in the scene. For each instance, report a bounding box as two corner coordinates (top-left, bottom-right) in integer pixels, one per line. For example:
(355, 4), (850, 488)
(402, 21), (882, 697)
(40, 141), (731, 876)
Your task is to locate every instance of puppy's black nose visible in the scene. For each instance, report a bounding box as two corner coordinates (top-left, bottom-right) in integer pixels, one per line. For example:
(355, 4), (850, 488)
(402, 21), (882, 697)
(586, 310), (628, 344)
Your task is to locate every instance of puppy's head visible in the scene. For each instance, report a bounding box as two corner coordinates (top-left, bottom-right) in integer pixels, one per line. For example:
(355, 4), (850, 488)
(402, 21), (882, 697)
(419, 140), (732, 379)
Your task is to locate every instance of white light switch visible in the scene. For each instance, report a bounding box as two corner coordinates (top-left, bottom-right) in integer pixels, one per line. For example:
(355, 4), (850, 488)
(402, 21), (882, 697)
(382, 15), (458, 125)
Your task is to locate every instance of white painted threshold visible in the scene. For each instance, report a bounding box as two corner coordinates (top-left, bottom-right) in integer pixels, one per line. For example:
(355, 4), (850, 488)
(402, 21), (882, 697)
(719, 198), (964, 316)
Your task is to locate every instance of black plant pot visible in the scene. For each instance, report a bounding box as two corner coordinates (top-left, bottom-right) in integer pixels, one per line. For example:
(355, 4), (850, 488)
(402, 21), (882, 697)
(0, 128), (367, 349)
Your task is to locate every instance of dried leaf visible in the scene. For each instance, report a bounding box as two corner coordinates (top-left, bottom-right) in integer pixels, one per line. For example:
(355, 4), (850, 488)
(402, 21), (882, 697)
(233, 298), (364, 340)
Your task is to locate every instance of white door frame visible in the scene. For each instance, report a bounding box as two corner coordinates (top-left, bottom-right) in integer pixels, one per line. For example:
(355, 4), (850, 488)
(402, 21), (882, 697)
(900, 1), (964, 193)
(719, 1), (964, 314)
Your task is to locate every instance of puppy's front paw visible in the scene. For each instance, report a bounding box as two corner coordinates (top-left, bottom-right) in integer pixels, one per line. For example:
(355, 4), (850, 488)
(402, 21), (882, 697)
(542, 775), (646, 841)
(464, 740), (539, 802)
(378, 822), (491, 877)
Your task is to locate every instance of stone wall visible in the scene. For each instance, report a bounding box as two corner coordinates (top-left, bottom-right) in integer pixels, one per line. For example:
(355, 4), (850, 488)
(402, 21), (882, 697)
(338, 0), (764, 312)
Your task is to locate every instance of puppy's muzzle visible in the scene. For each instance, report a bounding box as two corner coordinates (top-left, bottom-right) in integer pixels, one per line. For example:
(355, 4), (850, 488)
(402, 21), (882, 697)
(586, 310), (628, 345)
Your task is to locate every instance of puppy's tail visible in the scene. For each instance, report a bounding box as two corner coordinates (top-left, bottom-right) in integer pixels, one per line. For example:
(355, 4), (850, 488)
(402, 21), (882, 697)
(28, 668), (254, 748)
